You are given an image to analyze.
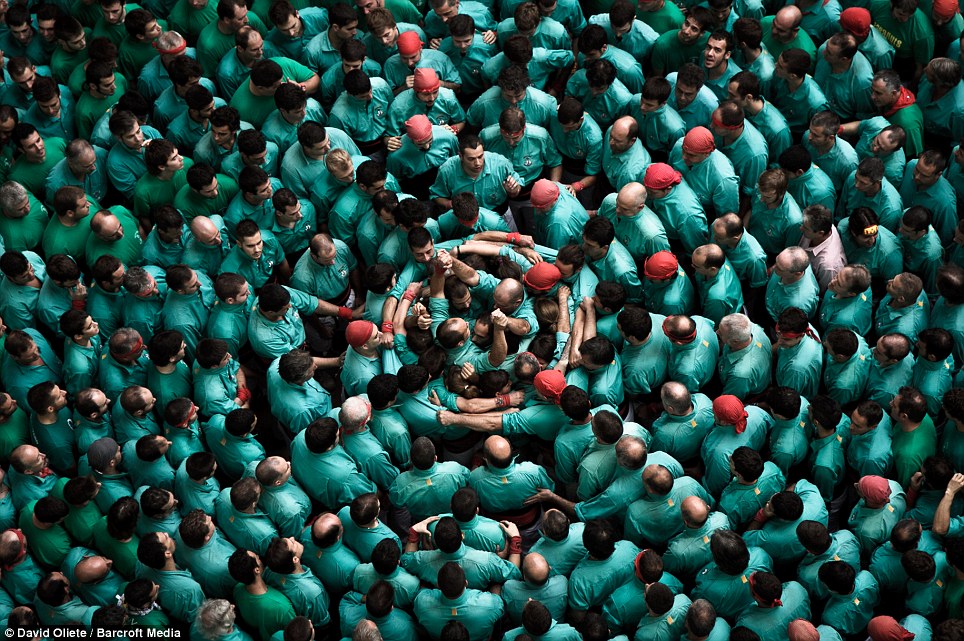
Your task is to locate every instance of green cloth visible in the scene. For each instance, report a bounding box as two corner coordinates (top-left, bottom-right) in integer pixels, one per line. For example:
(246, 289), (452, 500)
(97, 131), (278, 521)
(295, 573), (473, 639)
(748, 193), (803, 257)
(266, 358), (332, 434)
(835, 169), (904, 229)
(529, 522), (587, 577)
(651, 393), (714, 463)
(701, 406), (772, 497)
(719, 462), (786, 529)
(743, 479), (828, 564)
(869, 0), (934, 64)
(84, 205), (143, 267)
(19, 500), (71, 570)
(866, 352), (915, 408)
(233, 584), (296, 641)
(809, 431), (846, 501)
(205, 414), (266, 480)
(667, 316), (719, 393)
(720, 231), (768, 289)
(389, 461), (469, 521)
(602, 138), (650, 192)
(719, 325), (772, 398)
(770, 398), (812, 475)
(290, 432), (375, 508)
(298, 535), (359, 594)
(29, 409), (76, 476)
(263, 567), (331, 626)
(430, 151), (521, 210)
(569, 539), (640, 611)
(775, 333), (823, 399)
(196, 12), (268, 76)
(133, 158), (193, 221)
(892, 415), (937, 489)
(466, 85), (558, 130)
(820, 570), (880, 635)
(650, 30), (709, 75)
(0, 252), (45, 331)
(761, 15), (817, 63)
(414, 588), (505, 641)
(692, 546), (772, 619)
(42, 215), (92, 264)
(215, 487), (277, 554)
(719, 121), (769, 196)
(765, 266), (820, 321)
(669, 142), (740, 218)
(736, 582), (812, 641)
(799, 530), (861, 600)
(401, 543), (520, 590)
(468, 459), (554, 514)
(502, 575), (569, 626)
(694, 259), (743, 325)
(625, 476), (713, 546)
(0, 193), (49, 252)
(352, 565), (420, 608)
(9, 138), (67, 199)
(663, 510), (730, 578)
(480, 124), (562, 188)
(818, 287), (873, 336)
(599, 196), (669, 262)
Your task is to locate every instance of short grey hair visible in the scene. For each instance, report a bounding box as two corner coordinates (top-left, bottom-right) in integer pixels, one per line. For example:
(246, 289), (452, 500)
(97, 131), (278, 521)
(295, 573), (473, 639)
(123, 266), (153, 295)
(195, 599), (235, 640)
(156, 30), (186, 51)
(353, 620), (383, 641)
(719, 313), (752, 344)
(339, 396), (371, 432)
(0, 181), (28, 213)
(778, 246), (810, 273)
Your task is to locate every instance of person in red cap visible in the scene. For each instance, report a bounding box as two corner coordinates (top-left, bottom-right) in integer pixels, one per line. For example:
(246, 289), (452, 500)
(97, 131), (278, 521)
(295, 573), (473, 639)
(521, 262), (562, 296)
(530, 178), (589, 249)
(385, 67), (465, 150)
(341, 319), (383, 396)
(386, 113), (461, 191)
(848, 475), (906, 554)
(669, 125), (740, 218)
(703, 395), (771, 495)
(641, 250), (696, 316)
(868, 615), (929, 641)
(479, 107), (564, 233)
(437, 368), (569, 440)
(382, 29), (462, 94)
(643, 162), (709, 253)
(838, 7), (895, 71)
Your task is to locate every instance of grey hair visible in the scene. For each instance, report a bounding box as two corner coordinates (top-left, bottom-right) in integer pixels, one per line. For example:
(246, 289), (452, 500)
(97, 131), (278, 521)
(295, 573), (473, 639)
(66, 138), (94, 160)
(123, 266), (153, 295)
(156, 30), (186, 51)
(195, 599), (235, 640)
(353, 620), (384, 641)
(719, 313), (752, 344)
(0, 181), (28, 212)
(779, 246), (810, 273)
(339, 396), (371, 432)
(873, 68), (902, 93)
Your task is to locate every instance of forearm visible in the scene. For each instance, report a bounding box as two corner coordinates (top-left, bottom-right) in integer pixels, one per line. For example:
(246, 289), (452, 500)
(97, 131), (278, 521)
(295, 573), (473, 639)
(434, 197), (453, 210)
(548, 165), (562, 182)
(556, 297), (571, 334)
(934, 493), (957, 535)
(456, 396), (516, 413)
(488, 328), (507, 366)
(504, 316), (530, 336)
(444, 412), (506, 432)
(449, 256), (479, 286)
(582, 306), (597, 340)
(382, 297), (399, 326)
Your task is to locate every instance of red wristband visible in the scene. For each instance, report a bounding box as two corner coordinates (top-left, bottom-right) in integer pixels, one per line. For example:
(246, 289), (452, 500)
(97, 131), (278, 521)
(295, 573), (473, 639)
(408, 527), (420, 544)
(752, 508), (768, 524)
(402, 289), (417, 302)
(837, 125), (844, 135)
(237, 387), (251, 403)
(572, 181), (584, 192)
(508, 536), (522, 555)
(507, 232), (521, 245)
(70, 298), (86, 311)
(381, 322), (394, 332)
(338, 306), (353, 320)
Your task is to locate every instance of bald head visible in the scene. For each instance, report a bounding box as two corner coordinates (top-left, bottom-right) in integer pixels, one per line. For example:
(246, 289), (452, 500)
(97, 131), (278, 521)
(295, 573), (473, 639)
(493, 278), (524, 312)
(312, 512), (343, 540)
(774, 5), (802, 30)
(190, 216), (221, 245)
(484, 435), (513, 467)
(661, 382), (692, 415)
(0, 528), (25, 563)
(681, 496), (710, 527)
(643, 464), (673, 495)
(74, 556), (111, 584)
(522, 553), (550, 585)
(692, 243), (724, 272)
(612, 116), (635, 137)
(616, 182), (647, 213)
(615, 435), (648, 470)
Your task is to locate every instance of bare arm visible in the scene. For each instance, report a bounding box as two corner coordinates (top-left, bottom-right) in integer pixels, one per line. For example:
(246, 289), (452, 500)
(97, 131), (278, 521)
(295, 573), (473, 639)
(488, 310), (508, 366)
(556, 286), (571, 335)
(437, 410), (507, 433)
(934, 473), (964, 536)
(524, 488), (578, 521)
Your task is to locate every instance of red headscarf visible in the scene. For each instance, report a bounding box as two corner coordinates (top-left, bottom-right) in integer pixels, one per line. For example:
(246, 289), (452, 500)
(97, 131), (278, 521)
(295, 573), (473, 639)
(869, 617), (916, 641)
(713, 395), (748, 433)
(858, 476), (892, 507)
(534, 370), (566, 403)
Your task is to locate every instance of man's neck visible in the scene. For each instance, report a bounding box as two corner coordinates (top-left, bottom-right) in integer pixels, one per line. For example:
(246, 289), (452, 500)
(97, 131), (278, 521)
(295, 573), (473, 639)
(245, 577), (269, 595)
(742, 45), (761, 64)
(72, 336), (92, 348)
(706, 61), (728, 81)
(786, 76), (804, 92)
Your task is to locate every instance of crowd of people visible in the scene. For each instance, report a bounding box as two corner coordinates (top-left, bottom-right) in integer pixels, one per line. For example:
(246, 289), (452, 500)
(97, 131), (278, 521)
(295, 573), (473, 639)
(1, 0), (964, 638)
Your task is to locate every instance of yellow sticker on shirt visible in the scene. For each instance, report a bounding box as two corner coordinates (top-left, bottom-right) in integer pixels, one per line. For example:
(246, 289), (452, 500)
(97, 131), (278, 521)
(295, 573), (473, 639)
(502, 477), (508, 484)
(754, 488), (761, 495)
(426, 479), (432, 486)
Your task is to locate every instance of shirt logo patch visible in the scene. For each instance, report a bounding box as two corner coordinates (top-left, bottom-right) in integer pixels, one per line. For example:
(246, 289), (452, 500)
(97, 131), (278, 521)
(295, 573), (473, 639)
(451, 608), (458, 616)
(667, 499), (674, 507)
(741, 575), (748, 583)
(702, 340), (710, 347)
(426, 478), (433, 486)
(667, 616), (674, 625)
(502, 476), (508, 484)
(754, 488), (761, 495)
(523, 156), (532, 167)
(854, 598), (860, 605)
(833, 555), (840, 561)
(703, 535), (710, 543)
(690, 420), (697, 427)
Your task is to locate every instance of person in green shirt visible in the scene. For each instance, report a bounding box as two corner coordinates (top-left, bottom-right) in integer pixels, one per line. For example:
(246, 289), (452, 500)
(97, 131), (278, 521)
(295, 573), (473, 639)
(807, 396), (847, 503)
(649, 382), (714, 463)
(8, 128), (67, 201)
(818, 264), (873, 336)
(717, 313), (771, 399)
(62, 547), (125, 608)
(33, 571), (97, 627)
(702, 398), (772, 497)
(669, 127), (740, 219)
(389, 437), (470, 521)
(229, 58), (319, 129)
(711, 213), (769, 293)
(910, 329), (955, 418)
(0, 252), (46, 333)
(773, 308), (823, 399)
(642, 250), (695, 316)
(74, 61), (122, 141)
(737, 574), (812, 641)
(720, 447), (786, 529)
(899, 154), (958, 246)
(891, 386), (938, 489)
(0, 182), (49, 253)
(197, 0), (269, 77)
(174, 453), (220, 517)
(0, 394), (30, 467)
(819, 563), (880, 635)
(413, 563), (505, 641)
(636, 0), (684, 34)
(692, 530), (773, 619)
(869, 0), (934, 77)
(20, 497), (72, 571)
(662, 497), (729, 579)
(26, 382), (76, 476)
(692, 244), (743, 325)
(649, 7), (713, 76)
(761, 5), (816, 65)
(710, 100), (768, 198)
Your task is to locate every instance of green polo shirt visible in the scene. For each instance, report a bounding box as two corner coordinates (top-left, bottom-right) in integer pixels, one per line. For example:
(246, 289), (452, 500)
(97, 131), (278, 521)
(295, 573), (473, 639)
(719, 462), (786, 529)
